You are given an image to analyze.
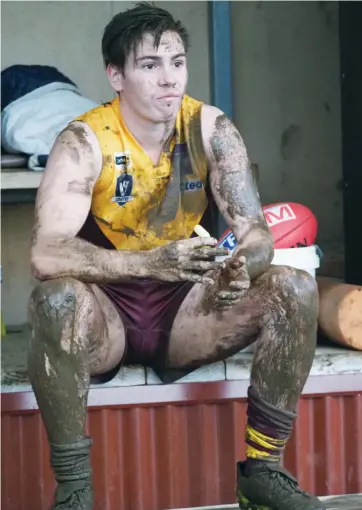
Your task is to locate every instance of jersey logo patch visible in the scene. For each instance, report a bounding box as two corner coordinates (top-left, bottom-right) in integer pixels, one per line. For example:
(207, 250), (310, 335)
(181, 179), (204, 192)
(114, 151), (131, 170)
(112, 152), (134, 206)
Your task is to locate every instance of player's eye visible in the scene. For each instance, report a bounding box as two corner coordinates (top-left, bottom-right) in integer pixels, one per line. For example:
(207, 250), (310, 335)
(143, 63), (156, 70)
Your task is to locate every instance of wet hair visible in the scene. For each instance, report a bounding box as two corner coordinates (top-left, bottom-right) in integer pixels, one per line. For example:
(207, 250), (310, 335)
(102, 2), (189, 71)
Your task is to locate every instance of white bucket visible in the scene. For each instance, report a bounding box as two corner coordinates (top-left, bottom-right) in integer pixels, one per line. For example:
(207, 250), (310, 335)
(217, 245), (320, 278)
(271, 245), (320, 278)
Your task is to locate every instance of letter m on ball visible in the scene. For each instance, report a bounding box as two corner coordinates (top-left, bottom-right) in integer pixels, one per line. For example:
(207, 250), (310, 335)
(263, 204), (296, 227)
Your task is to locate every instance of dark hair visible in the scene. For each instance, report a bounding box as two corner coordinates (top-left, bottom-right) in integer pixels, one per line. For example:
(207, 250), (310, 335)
(102, 2), (189, 70)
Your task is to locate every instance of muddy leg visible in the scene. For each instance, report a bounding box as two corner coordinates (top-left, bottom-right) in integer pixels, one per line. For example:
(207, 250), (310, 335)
(169, 266), (323, 508)
(225, 267), (319, 467)
(240, 268), (323, 509)
(250, 266), (319, 412)
(28, 278), (95, 444)
(28, 277), (124, 510)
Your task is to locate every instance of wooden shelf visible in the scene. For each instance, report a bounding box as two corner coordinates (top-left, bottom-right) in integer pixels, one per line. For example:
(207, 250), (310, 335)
(1, 168), (44, 190)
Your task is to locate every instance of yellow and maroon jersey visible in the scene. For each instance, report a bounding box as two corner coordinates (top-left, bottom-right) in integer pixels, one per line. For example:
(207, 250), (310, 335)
(75, 95), (209, 251)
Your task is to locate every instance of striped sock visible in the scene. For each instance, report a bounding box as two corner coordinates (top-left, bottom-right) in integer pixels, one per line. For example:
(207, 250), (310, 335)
(245, 386), (296, 463)
(246, 424), (287, 461)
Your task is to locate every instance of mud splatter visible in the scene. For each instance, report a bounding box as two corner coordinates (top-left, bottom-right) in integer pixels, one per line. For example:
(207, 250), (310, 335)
(210, 114), (262, 222)
(209, 114), (272, 280)
(104, 154), (112, 165)
(67, 123), (91, 148)
(120, 226), (136, 236)
(67, 178), (93, 197)
(69, 146), (80, 164)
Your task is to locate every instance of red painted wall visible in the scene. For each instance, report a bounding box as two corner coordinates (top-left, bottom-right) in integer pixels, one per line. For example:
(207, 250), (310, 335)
(2, 380), (362, 510)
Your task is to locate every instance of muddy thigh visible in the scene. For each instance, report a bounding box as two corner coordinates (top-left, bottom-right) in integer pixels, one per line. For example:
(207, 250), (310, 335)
(167, 281), (260, 368)
(167, 264), (318, 375)
(88, 283), (126, 375)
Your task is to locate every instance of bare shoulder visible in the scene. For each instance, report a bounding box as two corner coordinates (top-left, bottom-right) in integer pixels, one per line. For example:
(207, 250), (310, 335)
(39, 121), (102, 192)
(32, 121), (103, 245)
(200, 103), (224, 142)
(200, 104), (245, 162)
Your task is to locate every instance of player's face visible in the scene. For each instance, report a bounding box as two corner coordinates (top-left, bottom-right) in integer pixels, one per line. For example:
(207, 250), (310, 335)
(108, 31), (188, 123)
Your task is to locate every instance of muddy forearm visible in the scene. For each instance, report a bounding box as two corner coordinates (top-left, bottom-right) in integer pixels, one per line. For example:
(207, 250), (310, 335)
(207, 112), (274, 281)
(31, 237), (149, 283)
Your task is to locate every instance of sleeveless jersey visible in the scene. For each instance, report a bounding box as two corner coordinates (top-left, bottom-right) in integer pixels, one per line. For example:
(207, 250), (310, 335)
(75, 95), (209, 251)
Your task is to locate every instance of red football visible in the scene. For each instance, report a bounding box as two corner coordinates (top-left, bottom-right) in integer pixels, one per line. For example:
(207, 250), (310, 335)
(262, 202), (318, 248)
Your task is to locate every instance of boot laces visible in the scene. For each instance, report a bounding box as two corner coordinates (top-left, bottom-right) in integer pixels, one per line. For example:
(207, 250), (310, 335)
(267, 469), (308, 498)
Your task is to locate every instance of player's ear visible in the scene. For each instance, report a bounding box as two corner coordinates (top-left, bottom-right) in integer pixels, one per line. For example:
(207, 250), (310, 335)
(106, 65), (124, 93)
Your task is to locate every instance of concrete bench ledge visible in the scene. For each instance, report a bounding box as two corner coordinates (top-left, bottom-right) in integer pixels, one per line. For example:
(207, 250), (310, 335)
(2, 325), (362, 393)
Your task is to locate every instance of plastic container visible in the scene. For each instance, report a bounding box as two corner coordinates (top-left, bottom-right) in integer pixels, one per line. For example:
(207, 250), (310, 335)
(271, 245), (320, 278)
(216, 245), (320, 278)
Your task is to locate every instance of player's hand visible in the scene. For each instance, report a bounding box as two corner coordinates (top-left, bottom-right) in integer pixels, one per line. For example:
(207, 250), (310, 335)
(146, 238), (229, 284)
(213, 255), (250, 311)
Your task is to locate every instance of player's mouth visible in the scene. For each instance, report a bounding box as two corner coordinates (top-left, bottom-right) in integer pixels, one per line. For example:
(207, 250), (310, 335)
(157, 94), (180, 99)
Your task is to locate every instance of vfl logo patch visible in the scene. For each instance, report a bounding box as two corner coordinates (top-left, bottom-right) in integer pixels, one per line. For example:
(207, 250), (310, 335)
(112, 152), (133, 206)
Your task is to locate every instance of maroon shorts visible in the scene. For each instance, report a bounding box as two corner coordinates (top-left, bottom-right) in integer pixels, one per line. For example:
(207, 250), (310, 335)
(91, 279), (194, 383)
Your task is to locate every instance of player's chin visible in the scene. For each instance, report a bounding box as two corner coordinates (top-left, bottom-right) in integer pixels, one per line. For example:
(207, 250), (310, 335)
(156, 102), (182, 119)
(154, 111), (179, 124)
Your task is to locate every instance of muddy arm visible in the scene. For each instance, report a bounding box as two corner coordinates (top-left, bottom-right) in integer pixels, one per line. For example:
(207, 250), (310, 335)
(201, 105), (274, 280)
(30, 122), (149, 283)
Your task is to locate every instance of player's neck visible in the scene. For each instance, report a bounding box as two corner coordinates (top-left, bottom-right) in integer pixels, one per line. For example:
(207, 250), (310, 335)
(119, 101), (175, 164)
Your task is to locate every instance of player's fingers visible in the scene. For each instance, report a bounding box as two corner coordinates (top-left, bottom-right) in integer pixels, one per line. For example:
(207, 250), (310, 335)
(185, 237), (218, 248)
(178, 271), (215, 286)
(229, 280), (250, 291)
(181, 260), (224, 271)
(228, 256), (246, 270)
(215, 301), (239, 311)
(215, 291), (242, 300)
(190, 247), (230, 260)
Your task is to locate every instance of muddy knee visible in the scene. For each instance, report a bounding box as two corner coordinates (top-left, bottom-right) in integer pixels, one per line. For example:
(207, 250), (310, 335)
(273, 266), (317, 304)
(265, 266), (318, 324)
(28, 277), (93, 353)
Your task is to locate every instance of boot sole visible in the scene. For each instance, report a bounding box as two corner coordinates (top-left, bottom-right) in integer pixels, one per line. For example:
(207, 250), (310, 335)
(239, 494), (327, 510)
